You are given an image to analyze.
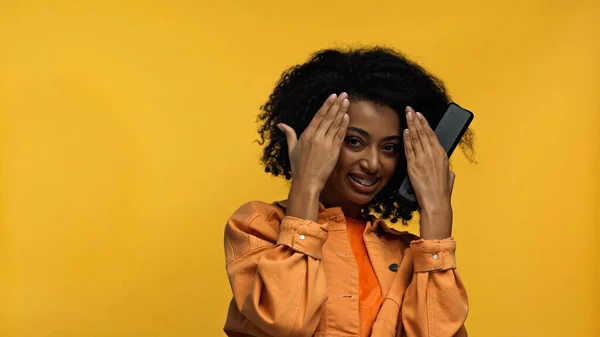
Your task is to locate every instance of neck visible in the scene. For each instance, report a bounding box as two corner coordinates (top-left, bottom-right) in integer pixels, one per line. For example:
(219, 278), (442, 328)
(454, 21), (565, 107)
(319, 194), (363, 219)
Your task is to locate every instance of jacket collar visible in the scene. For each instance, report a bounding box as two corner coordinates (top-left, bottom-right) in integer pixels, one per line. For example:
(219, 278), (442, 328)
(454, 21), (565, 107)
(273, 199), (416, 238)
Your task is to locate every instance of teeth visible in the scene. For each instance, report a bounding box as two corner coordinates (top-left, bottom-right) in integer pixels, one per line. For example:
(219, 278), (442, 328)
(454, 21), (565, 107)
(350, 175), (376, 187)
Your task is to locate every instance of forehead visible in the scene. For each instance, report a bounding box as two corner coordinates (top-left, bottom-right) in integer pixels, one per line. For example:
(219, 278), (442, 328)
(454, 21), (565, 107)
(347, 100), (401, 134)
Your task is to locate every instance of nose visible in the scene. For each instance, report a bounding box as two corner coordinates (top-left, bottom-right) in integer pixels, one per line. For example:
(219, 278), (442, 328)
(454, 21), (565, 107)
(359, 147), (380, 174)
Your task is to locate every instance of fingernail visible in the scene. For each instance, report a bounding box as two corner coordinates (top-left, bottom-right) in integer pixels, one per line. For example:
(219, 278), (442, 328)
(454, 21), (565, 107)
(329, 93), (337, 101)
(277, 124), (283, 131)
(417, 112), (423, 119)
(342, 99), (349, 107)
(406, 106), (413, 113)
(407, 111), (413, 120)
(339, 92), (348, 99)
(404, 129), (409, 135)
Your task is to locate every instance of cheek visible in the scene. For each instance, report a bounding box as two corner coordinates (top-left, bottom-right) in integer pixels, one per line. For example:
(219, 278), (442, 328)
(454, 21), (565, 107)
(334, 148), (356, 173)
(381, 157), (399, 180)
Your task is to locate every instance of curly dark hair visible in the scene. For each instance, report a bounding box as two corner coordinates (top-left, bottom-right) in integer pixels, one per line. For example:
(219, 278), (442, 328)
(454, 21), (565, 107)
(257, 46), (476, 224)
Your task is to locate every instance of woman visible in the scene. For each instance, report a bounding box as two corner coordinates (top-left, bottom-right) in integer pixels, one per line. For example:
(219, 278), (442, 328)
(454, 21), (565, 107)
(223, 47), (474, 337)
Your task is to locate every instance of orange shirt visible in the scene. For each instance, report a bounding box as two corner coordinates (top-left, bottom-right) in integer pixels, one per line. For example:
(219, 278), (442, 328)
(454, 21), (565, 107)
(345, 217), (384, 337)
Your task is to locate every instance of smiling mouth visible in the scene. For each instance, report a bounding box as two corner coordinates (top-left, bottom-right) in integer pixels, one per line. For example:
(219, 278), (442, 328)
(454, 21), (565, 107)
(348, 174), (379, 187)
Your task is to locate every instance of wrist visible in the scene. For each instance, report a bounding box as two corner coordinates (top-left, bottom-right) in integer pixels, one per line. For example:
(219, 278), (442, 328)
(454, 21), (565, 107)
(287, 179), (322, 222)
(421, 202), (452, 216)
(290, 178), (323, 197)
(419, 204), (453, 240)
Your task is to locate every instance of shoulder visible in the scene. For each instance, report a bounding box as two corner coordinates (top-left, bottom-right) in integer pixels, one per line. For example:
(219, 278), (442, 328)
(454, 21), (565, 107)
(224, 201), (285, 264)
(225, 201), (285, 241)
(369, 218), (420, 254)
(228, 200), (284, 225)
(371, 217), (420, 245)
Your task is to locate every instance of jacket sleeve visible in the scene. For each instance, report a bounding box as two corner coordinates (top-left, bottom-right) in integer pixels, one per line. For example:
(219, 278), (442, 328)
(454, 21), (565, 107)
(224, 202), (329, 337)
(400, 238), (469, 337)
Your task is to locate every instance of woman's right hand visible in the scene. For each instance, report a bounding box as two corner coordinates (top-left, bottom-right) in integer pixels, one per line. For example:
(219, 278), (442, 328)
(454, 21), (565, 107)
(278, 92), (350, 193)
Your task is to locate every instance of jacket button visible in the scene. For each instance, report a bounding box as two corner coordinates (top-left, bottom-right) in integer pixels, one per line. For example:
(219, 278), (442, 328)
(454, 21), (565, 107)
(389, 263), (398, 272)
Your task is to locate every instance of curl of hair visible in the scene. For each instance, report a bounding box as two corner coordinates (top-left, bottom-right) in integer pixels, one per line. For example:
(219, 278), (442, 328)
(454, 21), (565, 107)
(257, 46), (476, 224)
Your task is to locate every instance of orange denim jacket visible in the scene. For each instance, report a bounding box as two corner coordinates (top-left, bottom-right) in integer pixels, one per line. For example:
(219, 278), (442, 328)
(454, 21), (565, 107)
(223, 201), (469, 337)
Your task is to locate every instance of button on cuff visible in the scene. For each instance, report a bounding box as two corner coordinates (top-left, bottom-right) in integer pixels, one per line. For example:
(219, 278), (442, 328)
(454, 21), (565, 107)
(410, 238), (457, 272)
(277, 216), (329, 260)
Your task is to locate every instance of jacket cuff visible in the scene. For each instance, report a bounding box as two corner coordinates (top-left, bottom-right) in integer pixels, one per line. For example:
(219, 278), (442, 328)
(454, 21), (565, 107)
(276, 216), (328, 260)
(410, 238), (457, 272)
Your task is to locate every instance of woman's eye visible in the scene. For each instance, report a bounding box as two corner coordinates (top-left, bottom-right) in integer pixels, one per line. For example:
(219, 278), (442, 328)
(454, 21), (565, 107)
(345, 137), (362, 148)
(383, 144), (399, 152)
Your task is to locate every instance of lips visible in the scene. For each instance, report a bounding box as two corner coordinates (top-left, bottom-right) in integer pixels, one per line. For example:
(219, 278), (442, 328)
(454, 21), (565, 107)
(348, 174), (378, 186)
(348, 173), (380, 194)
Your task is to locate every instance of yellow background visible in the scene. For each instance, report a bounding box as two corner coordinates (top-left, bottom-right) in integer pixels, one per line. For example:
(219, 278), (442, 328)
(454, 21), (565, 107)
(1, 1), (599, 336)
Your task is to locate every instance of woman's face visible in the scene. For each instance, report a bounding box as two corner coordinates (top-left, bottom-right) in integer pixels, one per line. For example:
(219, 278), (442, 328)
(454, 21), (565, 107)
(320, 100), (402, 214)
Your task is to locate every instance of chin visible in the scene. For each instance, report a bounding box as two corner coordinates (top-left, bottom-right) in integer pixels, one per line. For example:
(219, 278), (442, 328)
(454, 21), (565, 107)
(344, 190), (377, 207)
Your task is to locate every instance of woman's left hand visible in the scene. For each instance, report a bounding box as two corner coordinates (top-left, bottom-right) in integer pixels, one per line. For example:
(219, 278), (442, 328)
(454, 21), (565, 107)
(403, 106), (455, 240)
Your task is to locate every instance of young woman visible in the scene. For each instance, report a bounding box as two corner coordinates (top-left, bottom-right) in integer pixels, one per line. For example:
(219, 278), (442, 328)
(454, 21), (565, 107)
(223, 47), (474, 337)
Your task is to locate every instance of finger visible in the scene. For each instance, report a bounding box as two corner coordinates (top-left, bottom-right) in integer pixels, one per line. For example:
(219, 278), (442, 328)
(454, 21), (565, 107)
(448, 170), (456, 197)
(413, 110), (433, 152)
(316, 92), (346, 137)
(277, 123), (298, 153)
(327, 96), (350, 138)
(406, 106), (424, 156)
(305, 93), (338, 135)
(333, 113), (350, 147)
(416, 111), (442, 149)
(403, 128), (415, 163)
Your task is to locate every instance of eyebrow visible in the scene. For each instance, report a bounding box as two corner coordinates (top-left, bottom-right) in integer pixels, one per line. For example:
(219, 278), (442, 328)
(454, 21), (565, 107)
(348, 126), (401, 141)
